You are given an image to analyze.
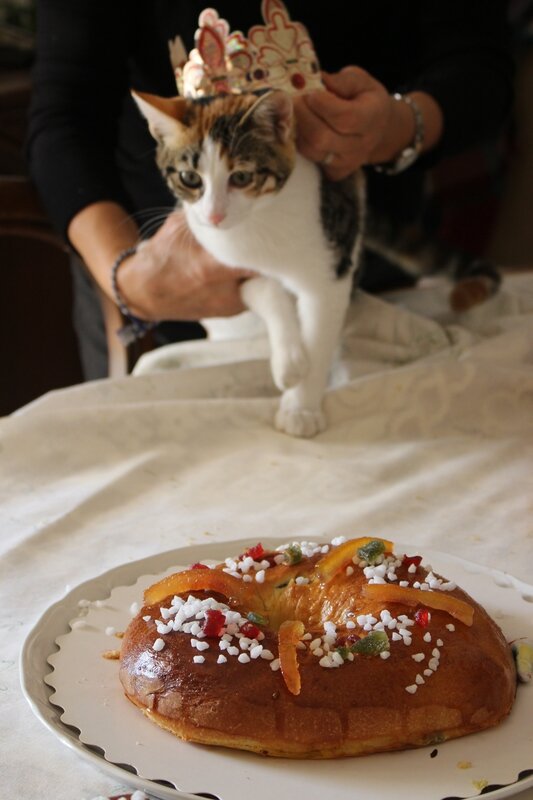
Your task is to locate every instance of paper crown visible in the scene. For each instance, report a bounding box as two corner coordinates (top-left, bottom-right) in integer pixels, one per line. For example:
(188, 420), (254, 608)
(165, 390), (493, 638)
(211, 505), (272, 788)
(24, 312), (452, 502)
(171, 0), (323, 99)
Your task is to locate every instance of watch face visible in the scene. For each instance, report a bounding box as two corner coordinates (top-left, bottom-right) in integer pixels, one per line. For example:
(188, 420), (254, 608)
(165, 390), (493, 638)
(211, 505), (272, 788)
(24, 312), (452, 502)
(402, 147), (416, 159)
(387, 147), (418, 175)
(373, 143), (421, 176)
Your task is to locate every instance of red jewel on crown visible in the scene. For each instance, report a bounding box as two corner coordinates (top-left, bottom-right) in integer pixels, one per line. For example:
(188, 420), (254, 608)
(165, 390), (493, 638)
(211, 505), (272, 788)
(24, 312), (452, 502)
(291, 73), (306, 90)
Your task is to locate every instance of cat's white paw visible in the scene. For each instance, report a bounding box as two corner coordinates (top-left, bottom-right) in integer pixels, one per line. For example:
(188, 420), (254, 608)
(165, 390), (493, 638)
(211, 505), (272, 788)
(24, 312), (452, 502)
(275, 405), (327, 438)
(271, 346), (309, 390)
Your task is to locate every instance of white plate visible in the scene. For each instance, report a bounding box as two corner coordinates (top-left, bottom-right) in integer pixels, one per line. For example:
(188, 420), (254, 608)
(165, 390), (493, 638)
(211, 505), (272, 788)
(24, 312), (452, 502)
(21, 538), (533, 800)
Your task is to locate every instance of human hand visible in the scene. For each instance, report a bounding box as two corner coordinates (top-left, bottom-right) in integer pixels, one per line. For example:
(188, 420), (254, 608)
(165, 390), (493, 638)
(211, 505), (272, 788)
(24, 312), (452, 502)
(116, 210), (254, 321)
(293, 66), (413, 181)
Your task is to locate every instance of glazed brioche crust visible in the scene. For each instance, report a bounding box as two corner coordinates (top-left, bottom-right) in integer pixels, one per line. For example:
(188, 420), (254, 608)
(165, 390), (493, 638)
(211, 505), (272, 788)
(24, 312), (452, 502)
(119, 562), (516, 758)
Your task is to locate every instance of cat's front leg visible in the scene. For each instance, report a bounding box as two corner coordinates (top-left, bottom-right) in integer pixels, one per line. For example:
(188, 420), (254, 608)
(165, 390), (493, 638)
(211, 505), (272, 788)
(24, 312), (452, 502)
(275, 278), (352, 438)
(240, 276), (308, 391)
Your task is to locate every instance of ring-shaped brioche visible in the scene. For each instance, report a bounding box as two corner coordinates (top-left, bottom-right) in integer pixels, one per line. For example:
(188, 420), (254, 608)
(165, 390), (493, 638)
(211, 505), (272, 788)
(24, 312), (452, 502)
(119, 538), (516, 758)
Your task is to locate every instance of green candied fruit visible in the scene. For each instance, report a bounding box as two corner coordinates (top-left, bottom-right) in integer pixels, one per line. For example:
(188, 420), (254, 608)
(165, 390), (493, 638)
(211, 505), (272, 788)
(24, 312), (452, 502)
(336, 646), (350, 660)
(247, 611), (269, 627)
(357, 539), (386, 565)
(351, 630), (390, 656)
(284, 544), (302, 565)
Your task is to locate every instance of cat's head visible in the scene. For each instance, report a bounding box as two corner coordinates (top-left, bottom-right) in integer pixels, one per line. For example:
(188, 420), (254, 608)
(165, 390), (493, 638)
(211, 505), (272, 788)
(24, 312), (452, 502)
(132, 89), (295, 230)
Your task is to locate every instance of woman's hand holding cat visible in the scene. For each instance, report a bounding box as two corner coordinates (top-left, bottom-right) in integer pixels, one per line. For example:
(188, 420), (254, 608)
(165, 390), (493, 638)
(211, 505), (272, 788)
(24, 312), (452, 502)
(294, 66), (443, 181)
(116, 211), (254, 321)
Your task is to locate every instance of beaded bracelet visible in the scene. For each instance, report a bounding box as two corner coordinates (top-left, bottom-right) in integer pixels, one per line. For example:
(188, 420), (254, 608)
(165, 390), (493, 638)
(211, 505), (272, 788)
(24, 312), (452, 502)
(110, 245), (156, 346)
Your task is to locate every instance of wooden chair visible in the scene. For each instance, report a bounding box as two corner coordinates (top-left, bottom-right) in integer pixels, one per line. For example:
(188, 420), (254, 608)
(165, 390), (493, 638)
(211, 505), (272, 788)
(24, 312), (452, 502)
(0, 174), (162, 414)
(0, 69), (155, 412)
(0, 176), (84, 413)
(0, 176), (134, 414)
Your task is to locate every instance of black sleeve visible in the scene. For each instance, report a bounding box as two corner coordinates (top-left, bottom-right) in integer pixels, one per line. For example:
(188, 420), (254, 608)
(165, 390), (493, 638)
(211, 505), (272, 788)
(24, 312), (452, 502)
(408, 0), (514, 156)
(26, 0), (134, 239)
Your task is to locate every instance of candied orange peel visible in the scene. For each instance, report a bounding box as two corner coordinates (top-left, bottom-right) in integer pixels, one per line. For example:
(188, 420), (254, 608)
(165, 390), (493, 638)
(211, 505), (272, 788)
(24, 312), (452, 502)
(144, 568), (253, 607)
(361, 583), (474, 626)
(278, 619), (305, 695)
(316, 537), (393, 581)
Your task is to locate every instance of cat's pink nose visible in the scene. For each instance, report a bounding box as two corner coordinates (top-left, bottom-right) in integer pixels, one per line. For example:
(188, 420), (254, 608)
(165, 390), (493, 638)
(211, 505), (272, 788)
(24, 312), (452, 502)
(209, 212), (226, 226)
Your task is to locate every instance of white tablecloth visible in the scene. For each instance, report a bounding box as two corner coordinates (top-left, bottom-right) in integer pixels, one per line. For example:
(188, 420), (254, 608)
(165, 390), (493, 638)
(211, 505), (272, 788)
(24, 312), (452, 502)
(1, 276), (532, 800)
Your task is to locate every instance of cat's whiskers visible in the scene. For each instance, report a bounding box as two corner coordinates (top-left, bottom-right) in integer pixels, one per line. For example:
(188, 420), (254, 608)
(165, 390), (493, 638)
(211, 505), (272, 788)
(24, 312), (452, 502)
(158, 212), (196, 264)
(123, 207), (178, 241)
(131, 206), (176, 219)
(138, 207), (187, 239)
(138, 215), (173, 239)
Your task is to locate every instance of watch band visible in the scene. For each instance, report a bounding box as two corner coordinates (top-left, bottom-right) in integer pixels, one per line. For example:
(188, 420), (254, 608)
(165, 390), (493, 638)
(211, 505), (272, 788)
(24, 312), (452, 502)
(374, 93), (425, 176)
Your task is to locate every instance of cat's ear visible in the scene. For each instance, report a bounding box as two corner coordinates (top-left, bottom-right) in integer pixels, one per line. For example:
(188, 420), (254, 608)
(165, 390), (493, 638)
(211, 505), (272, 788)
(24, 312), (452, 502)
(245, 90), (294, 144)
(131, 90), (188, 142)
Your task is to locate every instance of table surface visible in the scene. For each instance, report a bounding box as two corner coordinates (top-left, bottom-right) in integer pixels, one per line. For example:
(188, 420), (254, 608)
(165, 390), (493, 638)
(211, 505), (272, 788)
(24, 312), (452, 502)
(1, 276), (532, 800)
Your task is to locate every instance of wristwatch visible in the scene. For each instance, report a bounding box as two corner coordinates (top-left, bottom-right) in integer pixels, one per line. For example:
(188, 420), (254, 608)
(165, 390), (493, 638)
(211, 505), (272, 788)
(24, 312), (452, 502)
(375, 93), (425, 175)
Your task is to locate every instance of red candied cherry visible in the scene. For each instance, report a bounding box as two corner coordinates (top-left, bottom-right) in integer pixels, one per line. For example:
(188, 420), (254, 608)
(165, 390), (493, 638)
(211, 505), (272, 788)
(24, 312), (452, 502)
(190, 562), (209, 570)
(202, 609), (226, 637)
(415, 608), (431, 628)
(403, 555), (423, 569)
(240, 621), (261, 639)
(244, 542), (265, 560)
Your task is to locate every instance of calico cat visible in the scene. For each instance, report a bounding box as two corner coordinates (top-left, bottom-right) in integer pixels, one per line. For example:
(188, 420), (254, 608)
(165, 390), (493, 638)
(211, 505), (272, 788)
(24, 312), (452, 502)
(133, 89), (365, 437)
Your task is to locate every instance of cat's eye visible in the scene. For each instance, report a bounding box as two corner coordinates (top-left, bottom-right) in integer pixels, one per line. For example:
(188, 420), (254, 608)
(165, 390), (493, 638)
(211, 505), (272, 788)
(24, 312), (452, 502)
(179, 170), (203, 189)
(229, 170), (254, 188)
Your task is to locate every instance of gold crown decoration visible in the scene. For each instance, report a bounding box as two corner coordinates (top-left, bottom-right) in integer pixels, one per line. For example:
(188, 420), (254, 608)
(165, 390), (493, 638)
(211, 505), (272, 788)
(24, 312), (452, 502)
(172, 0), (324, 99)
